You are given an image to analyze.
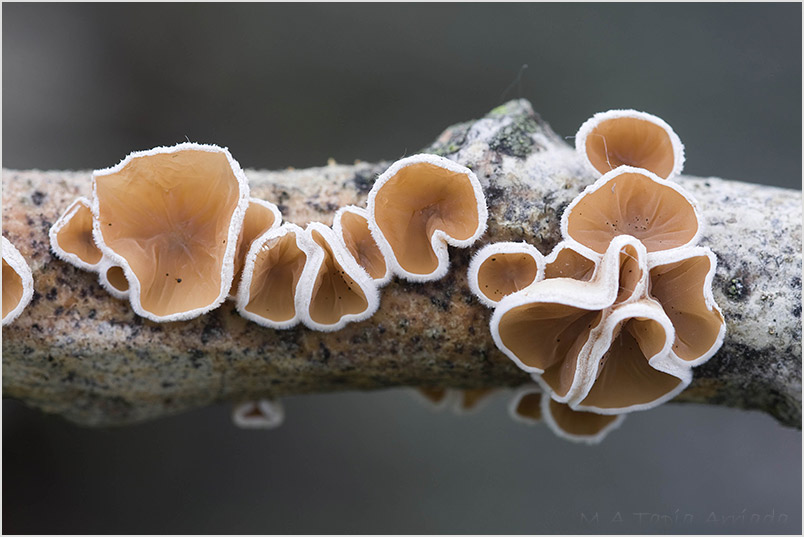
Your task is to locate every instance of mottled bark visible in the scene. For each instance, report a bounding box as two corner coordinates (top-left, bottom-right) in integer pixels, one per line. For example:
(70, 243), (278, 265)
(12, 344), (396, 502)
(2, 100), (801, 427)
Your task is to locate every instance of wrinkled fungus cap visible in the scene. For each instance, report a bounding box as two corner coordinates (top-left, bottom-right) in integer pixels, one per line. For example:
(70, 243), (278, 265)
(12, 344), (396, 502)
(2, 237), (34, 326)
(297, 222), (380, 332)
(468, 242), (545, 308)
(333, 206), (391, 286)
(92, 143), (250, 322)
(232, 399), (285, 429)
(562, 166), (701, 257)
(49, 197), (104, 271)
(367, 154), (488, 281)
(575, 109), (684, 179)
(236, 223), (309, 329)
(230, 198), (282, 299)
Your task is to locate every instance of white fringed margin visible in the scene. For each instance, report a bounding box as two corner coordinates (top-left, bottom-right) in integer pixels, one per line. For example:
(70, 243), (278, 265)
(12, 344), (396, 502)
(232, 399), (285, 429)
(48, 196), (104, 272)
(227, 197), (284, 300)
(574, 108), (685, 179)
(91, 143), (251, 322)
(97, 258), (130, 300)
(366, 153), (488, 282)
(540, 392), (627, 445)
(467, 241), (546, 308)
(333, 205), (393, 287)
(2, 237), (34, 326)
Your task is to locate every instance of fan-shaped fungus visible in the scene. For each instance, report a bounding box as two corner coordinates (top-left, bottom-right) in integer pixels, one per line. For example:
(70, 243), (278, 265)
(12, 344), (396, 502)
(230, 198), (282, 298)
(333, 205), (391, 286)
(49, 197), (104, 271)
(232, 399), (285, 429)
(92, 143), (250, 322)
(575, 109), (684, 179)
(2, 237), (34, 326)
(467, 242), (545, 308)
(367, 154), (487, 281)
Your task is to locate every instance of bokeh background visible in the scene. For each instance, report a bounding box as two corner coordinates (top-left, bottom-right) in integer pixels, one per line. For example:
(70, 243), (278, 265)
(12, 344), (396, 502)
(2, 3), (801, 534)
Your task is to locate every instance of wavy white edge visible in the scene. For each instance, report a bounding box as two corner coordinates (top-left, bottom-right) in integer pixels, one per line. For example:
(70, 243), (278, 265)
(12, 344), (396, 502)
(543, 240), (602, 274)
(236, 223), (308, 330)
(297, 222), (380, 332)
(540, 390), (627, 445)
(409, 388), (460, 412)
(507, 385), (544, 426)
(48, 196), (104, 272)
(467, 241), (546, 308)
(559, 166), (704, 261)
(97, 258), (130, 300)
(490, 236), (649, 376)
(574, 109), (685, 179)
(227, 197), (284, 300)
(366, 153), (488, 282)
(232, 399), (285, 429)
(332, 205), (392, 287)
(90, 143), (250, 322)
(2, 237), (35, 326)
(648, 246), (726, 368)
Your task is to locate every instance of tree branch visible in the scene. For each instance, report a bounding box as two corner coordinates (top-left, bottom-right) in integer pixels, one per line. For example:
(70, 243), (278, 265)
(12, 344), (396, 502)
(2, 100), (801, 427)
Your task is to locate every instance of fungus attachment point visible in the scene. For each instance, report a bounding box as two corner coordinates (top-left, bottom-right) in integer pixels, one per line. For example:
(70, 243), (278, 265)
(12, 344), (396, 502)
(368, 154), (488, 281)
(298, 223), (379, 331)
(230, 198), (282, 298)
(575, 109), (684, 179)
(2, 237), (34, 326)
(562, 166), (701, 256)
(92, 143), (250, 322)
(237, 223), (309, 329)
(49, 197), (103, 271)
(468, 242), (545, 308)
(232, 399), (284, 429)
(334, 206), (390, 286)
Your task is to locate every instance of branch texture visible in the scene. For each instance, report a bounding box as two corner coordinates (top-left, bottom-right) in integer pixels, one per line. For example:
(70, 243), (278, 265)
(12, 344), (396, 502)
(2, 100), (801, 427)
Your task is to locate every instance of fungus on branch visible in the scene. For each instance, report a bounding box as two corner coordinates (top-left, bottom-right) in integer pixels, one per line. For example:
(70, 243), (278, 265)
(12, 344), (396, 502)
(230, 198), (282, 298)
(2, 237), (34, 326)
(49, 197), (104, 271)
(98, 259), (130, 299)
(333, 205), (391, 286)
(467, 242), (545, 308)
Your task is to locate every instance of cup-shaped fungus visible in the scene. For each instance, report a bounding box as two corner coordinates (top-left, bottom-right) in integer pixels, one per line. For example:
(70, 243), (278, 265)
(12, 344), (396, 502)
(412, 388), (497, 415)
(468, 242), (545, 308)
(97, 259), (130, 300)
(2, 237), (34, 326)
(232, 399), (284, 429)
(333, 206), (391, 286)
(367, 154), (488, 281)
(236, 223), (309, 329)
(411, 388), (457, 411)
(575, 109), (684, 179)
(230, 198), (282, 298)
(543, 242), (597, 281)
(297, 222), (380, 331)
(92, 143), (250, 322)
(562, 166), (701, 258)
(49, 197), (104, 271)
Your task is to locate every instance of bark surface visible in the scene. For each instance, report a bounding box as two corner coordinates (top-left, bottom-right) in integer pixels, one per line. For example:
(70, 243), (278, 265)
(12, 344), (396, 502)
(2, 100), (801, 427)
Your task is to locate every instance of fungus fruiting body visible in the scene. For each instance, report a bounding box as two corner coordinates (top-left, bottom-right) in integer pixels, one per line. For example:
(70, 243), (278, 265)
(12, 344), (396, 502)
(49, 196), (104, 271)
(575, 109), (684, 179)
(367, 154), (488, 281)
(230, 198), (282, 299)
(333, 205), (391, 286)
(467, 242), (545, 308)
(97, 259), (130, 300)
(2, 237), (34, 326)
(92, 143), (250, 322)
(232, 399), (284, 429)
(412, 388), (498, 415)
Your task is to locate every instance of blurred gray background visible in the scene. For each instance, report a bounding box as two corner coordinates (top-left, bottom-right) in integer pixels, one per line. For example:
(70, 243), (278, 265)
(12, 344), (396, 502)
(2, 3), (801, 534)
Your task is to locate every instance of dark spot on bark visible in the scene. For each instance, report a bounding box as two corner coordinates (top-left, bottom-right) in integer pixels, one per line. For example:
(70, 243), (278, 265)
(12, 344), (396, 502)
(46, 287), (58, 301)
(54, 306), (64, 316)
(319, 342), (331, 362)
(351, 170), (376, 194)
(725, 277), (748, 301)
(161, 381), (174, 388)
(31, 191), (46, 206)
(88, 309), (97, 319)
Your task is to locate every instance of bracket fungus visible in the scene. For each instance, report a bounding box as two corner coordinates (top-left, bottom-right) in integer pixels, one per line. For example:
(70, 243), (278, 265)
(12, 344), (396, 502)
(575, 109), (684, 179)
(2, 237), (34, 326)
(232, 399), (285, 429)
(91, 143), (250, 322)
(367, 154), (488, 281)
(467, 242), (545, 308)
(333, 205), (391, 286)
(49, 196), (104, 271)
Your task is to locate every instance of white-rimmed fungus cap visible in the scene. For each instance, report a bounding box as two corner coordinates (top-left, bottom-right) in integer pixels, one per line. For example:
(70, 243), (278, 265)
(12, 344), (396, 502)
(49, 196), (104, 271)
(467, 242), (545, 308)
(230, 198), (282, 299)
(2, 237), (34, 326)
(333, 205), (391, 286)
(367, 154), (488, 281)
(91, 143), (250, 322)
(232, 399), (285, 429)
(97, 258), (130, 300)
(575, 109), (684, 179)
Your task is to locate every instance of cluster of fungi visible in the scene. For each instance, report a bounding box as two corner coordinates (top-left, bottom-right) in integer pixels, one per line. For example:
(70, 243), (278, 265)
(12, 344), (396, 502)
(2, 110), (724, 442)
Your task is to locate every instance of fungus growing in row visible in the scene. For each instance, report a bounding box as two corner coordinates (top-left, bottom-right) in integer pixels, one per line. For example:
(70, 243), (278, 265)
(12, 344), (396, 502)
(49, 197), (104, 271)
(237, 223), (309, 329)
(298, 222), (379, 331)
(467, 242), (545, 308)
(2, 237), (34, 326)
(97, 259), (130, 300)
(232, 399), (284, 429)
(333, 206), (391, 286)
(508, 385), (625, 444)
(575, 109), (684, 179)
(543, 242), (596, 281)
(230, 198), (282, 298)
(367, 154), (488, 281)
(92, 143), (250, 322)
(562, 166), (701, 258)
